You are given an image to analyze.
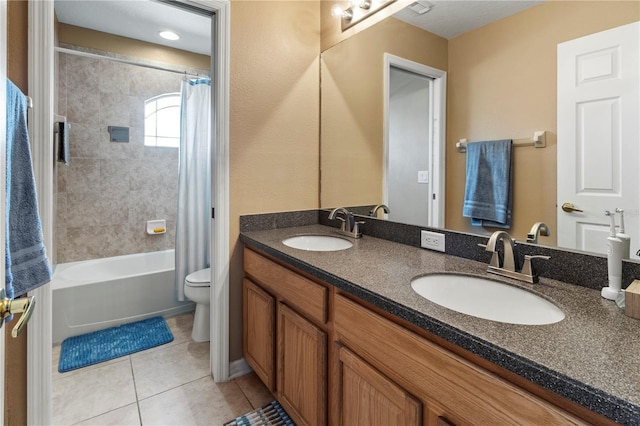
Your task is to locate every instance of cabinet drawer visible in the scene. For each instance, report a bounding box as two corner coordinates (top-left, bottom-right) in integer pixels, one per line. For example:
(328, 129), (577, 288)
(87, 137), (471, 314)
(244, 248), (328, 325)
(334, 294), (585, 426)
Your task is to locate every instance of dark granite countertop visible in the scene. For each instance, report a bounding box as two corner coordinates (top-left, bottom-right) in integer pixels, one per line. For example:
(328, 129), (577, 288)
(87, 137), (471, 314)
(241, 224), (640, 425)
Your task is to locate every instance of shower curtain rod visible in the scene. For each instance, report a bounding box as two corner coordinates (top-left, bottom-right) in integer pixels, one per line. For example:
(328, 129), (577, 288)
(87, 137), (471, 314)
(54, 47), (208, 79)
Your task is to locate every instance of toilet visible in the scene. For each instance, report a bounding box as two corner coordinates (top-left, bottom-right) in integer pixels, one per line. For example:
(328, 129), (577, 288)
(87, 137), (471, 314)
(184, 267), (211, 342)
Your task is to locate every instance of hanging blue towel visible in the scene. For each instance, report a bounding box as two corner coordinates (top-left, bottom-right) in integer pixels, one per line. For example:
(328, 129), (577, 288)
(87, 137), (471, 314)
(5, 79), (52, 301)
(462, 139), (513, 229)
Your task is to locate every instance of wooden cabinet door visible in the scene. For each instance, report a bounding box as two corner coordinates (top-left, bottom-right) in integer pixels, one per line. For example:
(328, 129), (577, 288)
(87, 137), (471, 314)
(338, 346), (422, 426)
(278, 303), (327, 426)
(243, 278), (276, 391)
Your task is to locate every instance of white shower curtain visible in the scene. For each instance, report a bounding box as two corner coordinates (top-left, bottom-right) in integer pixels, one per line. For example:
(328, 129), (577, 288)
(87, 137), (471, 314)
(175, 77), (211, 301)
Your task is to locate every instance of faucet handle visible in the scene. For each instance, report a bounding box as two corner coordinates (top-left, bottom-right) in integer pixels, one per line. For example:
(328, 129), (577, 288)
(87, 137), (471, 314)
(352, 221), (365, 238)
(521, 255), (551, 277)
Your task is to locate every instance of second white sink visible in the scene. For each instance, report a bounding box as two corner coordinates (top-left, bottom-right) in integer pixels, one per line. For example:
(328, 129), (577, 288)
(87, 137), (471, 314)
(411, 274), (564, 325)
(282, 235), (353, 252)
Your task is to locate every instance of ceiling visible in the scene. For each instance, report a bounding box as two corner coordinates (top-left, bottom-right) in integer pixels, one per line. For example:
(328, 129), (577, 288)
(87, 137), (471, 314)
(54, 0), (212, 55)
(393, 0), (545, 39)
(54, 0), (545, 56)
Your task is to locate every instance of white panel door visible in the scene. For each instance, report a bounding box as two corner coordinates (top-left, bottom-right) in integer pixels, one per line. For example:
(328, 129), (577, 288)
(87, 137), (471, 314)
(557, 21), (639, 257)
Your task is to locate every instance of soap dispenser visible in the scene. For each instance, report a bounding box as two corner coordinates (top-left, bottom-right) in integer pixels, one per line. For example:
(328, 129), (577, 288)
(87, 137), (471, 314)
(602, 210), (623, 301)
(615, 208), (631, 259)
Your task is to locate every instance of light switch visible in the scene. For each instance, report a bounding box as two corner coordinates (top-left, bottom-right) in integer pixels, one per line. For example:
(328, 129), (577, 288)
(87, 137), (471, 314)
(418, 171), (429, 184)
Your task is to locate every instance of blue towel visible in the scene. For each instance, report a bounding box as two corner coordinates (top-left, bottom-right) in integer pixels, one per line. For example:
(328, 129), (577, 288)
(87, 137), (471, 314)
(462, 139), (513, 229)
(5, 79), (52, 301)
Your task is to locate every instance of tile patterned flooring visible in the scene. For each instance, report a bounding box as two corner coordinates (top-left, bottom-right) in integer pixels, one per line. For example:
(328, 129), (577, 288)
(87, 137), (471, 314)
(52, 313), (273, 425)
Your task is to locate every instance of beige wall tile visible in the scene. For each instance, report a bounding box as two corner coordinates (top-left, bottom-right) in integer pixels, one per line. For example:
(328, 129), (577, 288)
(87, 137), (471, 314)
(56, 47), (182, 263)
(66, 158), (101, 193)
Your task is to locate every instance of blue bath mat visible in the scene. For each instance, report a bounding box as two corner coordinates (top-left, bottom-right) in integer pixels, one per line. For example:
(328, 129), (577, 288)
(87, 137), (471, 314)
(224, 400), (296, 426)
(58, 316), (174, 373)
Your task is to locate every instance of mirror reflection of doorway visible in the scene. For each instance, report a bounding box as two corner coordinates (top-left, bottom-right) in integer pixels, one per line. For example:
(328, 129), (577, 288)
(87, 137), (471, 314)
(388, 66), (433, 227)
(383, 54), (446, 228)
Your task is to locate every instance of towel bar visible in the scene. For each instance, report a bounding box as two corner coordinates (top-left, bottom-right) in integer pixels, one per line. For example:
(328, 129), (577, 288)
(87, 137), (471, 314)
(456, 131), (546, 153)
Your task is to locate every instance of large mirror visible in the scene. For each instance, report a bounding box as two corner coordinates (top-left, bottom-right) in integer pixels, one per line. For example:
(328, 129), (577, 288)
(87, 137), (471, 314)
(320, 0), (640, 255)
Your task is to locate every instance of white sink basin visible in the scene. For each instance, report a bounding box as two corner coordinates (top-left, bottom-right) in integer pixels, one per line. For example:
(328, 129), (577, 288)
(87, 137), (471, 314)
(411, 274), (564, 325)
(282, 235), (353, 252)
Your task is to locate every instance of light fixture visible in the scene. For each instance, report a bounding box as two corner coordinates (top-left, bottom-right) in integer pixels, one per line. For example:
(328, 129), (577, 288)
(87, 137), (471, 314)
(331, 4), (353, 20)
(158, 30), (180, 41)
(350, 0), (371, 10)
(333, 0), (397, 31)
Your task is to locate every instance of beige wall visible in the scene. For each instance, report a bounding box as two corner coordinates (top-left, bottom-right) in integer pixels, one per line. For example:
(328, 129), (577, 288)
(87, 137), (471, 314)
(58, 24), (210, 70)
(229, 1), (320, 361)
(446, 1), (640, 243)
(321, 17), (447, 207)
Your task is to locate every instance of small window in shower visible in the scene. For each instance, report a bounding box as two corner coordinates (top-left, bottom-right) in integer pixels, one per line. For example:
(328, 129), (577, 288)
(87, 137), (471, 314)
(144, 93), (181, 148)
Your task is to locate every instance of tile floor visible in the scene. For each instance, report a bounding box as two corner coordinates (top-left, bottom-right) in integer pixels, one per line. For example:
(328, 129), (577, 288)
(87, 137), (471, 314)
(52, 313), (273, 425)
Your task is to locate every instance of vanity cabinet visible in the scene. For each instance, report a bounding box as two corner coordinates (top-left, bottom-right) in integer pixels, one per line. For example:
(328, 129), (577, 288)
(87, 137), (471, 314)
(337, 345), (422, 425)
(332, 294), (586, 426)
(242, 278), (275, 391)
(243, 246), (601, 426)
(243, 248), (328, 426)
(278, 304), (327, 426)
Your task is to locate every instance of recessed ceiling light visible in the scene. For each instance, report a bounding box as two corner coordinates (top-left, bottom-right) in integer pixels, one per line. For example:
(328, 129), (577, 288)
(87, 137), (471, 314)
(159, 30), (180, 41)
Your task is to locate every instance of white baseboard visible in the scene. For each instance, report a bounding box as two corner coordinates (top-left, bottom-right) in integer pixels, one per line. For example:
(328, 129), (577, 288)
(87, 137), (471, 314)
(229, 358), (252, 380)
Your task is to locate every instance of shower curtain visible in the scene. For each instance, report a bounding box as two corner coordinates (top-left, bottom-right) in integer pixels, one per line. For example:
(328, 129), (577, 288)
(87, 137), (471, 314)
(175, 77), (211, 301)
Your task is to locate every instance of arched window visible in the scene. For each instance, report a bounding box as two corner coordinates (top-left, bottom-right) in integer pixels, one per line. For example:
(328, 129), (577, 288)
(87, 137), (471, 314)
(144, 93), (181, 148)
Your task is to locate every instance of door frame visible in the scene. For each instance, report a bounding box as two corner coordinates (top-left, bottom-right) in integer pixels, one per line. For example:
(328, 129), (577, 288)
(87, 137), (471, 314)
(383, 53), (446, 228)
(28, 1), (231, 423)
(0, 0), (7, 421)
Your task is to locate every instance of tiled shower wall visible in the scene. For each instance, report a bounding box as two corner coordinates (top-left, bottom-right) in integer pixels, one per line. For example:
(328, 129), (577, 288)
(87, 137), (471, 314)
(55, 47), (185, 263)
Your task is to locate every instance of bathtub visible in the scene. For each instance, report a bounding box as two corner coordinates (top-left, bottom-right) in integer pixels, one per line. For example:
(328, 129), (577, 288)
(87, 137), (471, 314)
(52, 249), (194, 343)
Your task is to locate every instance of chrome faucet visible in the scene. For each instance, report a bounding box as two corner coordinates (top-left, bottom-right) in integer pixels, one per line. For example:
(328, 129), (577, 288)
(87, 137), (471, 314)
(328, 207), (363, 238)
(526, 222), (550, 244)
(484, 231), (516, 272)
(481, 230), (550, 283)
(369, 204), (390, 218)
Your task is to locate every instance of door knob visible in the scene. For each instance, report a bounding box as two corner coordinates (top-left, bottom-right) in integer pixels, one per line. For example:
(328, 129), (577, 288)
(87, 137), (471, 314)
(0, 289), (36, 337)
(561, 202), (584, 213)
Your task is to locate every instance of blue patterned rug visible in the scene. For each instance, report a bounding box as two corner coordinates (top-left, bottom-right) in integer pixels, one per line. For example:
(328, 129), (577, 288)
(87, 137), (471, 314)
(58, 316), (174, 373)
(224, 401), (295, 426)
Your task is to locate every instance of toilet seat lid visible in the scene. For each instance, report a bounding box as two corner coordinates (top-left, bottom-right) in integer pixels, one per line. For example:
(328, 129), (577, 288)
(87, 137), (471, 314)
(185, 268), (211, 286)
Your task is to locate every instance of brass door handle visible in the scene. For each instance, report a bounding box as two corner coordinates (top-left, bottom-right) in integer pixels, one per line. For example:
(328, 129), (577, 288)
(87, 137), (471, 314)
(561, 202), (584, 213)
(0, 289), (36, 337)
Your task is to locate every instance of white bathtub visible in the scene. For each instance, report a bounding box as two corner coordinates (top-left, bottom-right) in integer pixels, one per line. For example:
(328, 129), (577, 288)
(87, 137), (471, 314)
(52, 249), (194, 343)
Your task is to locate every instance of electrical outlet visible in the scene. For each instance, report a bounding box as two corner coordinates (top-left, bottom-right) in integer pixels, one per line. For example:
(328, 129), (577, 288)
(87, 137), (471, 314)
(421, 230), (445, 252)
